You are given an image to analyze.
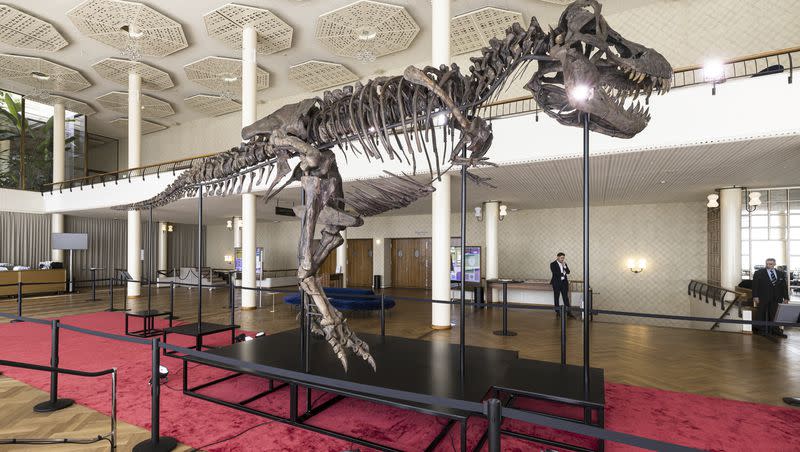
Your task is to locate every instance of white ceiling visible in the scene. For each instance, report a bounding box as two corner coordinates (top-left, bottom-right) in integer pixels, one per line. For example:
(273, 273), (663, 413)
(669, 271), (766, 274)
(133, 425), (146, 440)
(1, 0), (798, 140)
(69, 132), (800, 224)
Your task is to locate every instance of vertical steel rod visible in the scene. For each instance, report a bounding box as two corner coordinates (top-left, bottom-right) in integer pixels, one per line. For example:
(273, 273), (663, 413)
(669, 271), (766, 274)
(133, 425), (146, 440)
(486, 398), (502, 452)
(16, 282), (22, 318)
(380, 290), (386, 337)
(582, 112), (591, 403)
(169, 281), (176, 320)
(147, 206), (153, 313)
(299, 188), (307, 369)
(459, 147), (467, 381)
(150, 338), (160, 444)
(197, 184), (203, 334)
(560, 304), (567, 365)
(111, 369), (117, 449)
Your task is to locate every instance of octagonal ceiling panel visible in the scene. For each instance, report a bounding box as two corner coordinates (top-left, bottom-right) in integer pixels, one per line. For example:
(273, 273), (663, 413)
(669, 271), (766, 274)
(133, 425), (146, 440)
(92, 58), (173, 90)
(451, 8), (524, 56)
(66, 0), (188, 58)
(289, 60), (359, 91)
(25, 94), (96, 116)
(0, 54), (90, 92)
(97, 91), (174, 118)
(316, 0), (420, 60)
(184, 56), (269, 94)
(110, 117), (167, 135)
(0, 5), (68, 51)
(204, 4), (293, 55)
(185, 94), (241, 117)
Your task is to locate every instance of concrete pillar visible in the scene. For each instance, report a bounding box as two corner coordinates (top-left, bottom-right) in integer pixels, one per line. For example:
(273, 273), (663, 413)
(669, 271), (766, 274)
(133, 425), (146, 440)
(241, 24), (258, 309)
(127, 71), (142, 297)
(158, 222), (168, 274)
(484, 201), (499, 300)
(51, 101), (65, 263)
(336, 229), (347, 287)
(431, 0), (452, 329)
(719, 188), (742, 290)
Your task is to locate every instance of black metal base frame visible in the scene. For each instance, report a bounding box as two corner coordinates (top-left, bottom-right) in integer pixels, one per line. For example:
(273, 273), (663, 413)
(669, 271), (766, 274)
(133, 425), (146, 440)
(132, 436), (179, 452)
(125, 311), (173, 338)
(181, 361), (468, 452)
(33, 397), (74, 413)
(176, 331), (605, 452)
(161, 322), (239, 357)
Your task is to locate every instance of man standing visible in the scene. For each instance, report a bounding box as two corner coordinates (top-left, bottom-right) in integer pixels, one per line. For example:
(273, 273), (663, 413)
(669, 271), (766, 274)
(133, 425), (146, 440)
(550, 252), (574, 318)
(752, 258), (789, 338)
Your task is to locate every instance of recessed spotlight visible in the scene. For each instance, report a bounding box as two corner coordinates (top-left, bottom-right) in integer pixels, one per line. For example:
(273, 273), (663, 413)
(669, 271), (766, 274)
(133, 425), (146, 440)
(703, 59), (725, 82)
(120, 24), (144, 39)
(356, 27), (377, 41)
(31, 71), (50, 81)
(222, 75), (238, 83)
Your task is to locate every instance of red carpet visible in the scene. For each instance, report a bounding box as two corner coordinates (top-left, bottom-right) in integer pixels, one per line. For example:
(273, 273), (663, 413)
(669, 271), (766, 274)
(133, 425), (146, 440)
(0, 312), (799, 451)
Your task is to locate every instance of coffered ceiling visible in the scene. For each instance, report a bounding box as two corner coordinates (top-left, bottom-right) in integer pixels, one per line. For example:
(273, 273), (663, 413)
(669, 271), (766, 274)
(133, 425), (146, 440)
(0, 0), (797, 141)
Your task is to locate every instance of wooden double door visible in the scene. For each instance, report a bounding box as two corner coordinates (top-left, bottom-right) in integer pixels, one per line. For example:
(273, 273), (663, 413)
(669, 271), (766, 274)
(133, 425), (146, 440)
(391, 238), (432, 289)
(346, 239), (373, 287)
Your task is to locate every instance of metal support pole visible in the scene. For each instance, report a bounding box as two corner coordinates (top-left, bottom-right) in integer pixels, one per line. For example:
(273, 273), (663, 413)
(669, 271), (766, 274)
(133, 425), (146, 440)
(197, 185), (204, 334)
(133, 338), (177, 452)
(91, 268), (97, 301)
(486, 398), (502, 452)
(229, 276), (235, 329)
(147, 206), (153, 313)
(11, 282), (23, 322)
(108, 275), (114, 311)
(561, 304), (567, 365)
(169, 281), (178, 320)
(33, 320), (74, 412)
(299, 188), (307, 369)
(582, 112), (592, 406)
(110, 369), (117, 449)
(380, 290), (386, 337)
(459, 153), (467, 380)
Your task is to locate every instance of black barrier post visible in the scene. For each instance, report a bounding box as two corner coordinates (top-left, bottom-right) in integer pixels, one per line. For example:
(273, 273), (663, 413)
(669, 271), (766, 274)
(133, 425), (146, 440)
(168, 281), (178, 320)
(228, 276), (235, 329)
(197, 184), (203, 335)
(11, 282), (23, 323)
(373, 275), (385, 337)
(486, 398), (502, 452)
(459, 146), (468, 381)
(493, 281), (517, 336)
(133, 338), (177, 452)
(90, 268), (97, 301)
(33, 320), (74, 412)
(560, 304), (567, 365)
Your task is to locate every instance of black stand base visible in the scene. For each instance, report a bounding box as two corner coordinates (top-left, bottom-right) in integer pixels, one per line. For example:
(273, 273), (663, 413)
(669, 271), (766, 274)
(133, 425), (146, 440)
(493, 330), (517, 336)
(784, 397), (800, 407)
(33, 398), (74, 412)
(132, 436), (178, 452)
(10, 319), (24, 323)
(105, 307), (128, 312)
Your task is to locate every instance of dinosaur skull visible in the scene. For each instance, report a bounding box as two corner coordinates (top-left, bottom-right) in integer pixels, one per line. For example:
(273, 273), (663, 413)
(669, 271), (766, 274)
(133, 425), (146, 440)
(526, 0), (672, 138)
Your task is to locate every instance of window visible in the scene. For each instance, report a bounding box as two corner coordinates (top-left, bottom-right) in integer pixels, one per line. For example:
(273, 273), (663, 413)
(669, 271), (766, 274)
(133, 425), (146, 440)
(742, 188), (799, 278)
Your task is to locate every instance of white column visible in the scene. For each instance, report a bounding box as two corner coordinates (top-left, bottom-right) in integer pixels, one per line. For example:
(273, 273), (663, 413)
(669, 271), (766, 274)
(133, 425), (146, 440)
(719, 188), (742, 290)
(336, 229), (347, 287)
(241, 24), (258, 309)
(485, 201), (499, 300)
(158, 222), (168, 274)
(431, 0), (452, 329)
(51, 101), (65, 263)
(431, 175), (452, 328)
(127, 71), (142, 297)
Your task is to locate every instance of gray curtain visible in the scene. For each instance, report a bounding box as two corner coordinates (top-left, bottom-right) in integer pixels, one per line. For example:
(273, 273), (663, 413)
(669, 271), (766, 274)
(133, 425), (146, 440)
(167, 223), (205, 271)
(65, 215), (127, 285)
(0, 211), (51, 267)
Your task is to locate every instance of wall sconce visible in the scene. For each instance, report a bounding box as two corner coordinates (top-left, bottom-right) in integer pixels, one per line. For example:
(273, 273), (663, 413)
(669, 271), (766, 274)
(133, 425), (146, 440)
(745, 189), (761, 213)
(375, 238), (381, 245)
(226, 219), (233, 230)
(224, 255), (233, 263)
(706, 194), (719, 208)
(627, 258), (646, 274)
(474, 206), (483, 222)
(167, 224), (173, 232)
(162, 223), (173, 232)
(499, 204), (508, 221)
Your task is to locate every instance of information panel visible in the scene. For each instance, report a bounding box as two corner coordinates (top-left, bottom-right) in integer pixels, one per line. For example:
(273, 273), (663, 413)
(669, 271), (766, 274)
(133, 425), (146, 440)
(234, 247), (263, 275)
(450, 246), (481, 283)
(52, 233), (88, 250)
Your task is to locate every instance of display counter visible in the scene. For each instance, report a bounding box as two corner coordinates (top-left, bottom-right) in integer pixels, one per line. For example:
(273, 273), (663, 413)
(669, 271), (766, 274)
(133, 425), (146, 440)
(486, 279), (583, 306)
(0, 269), (66, 296)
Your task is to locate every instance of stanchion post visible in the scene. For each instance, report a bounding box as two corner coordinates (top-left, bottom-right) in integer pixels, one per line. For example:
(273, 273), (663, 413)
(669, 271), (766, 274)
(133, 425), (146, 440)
(11, 282), (23, 323)
(561, 303), (567, 365)
(109, 275), (114, 310)
(91, 268), (97, 301)
(33, 320), (74, 412)
(133, 338), (177, 452)
(168, 281), (178, 320)
(486, 398), (502, 452)
(380, 291), (386, 337)
(228, 276), (235, 329)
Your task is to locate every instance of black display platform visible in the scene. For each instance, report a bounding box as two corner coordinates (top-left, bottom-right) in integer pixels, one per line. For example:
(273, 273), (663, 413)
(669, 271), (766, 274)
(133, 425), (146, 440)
(125, 310), (173, 338)
(162, 322), (238, 356)
(178, 330), (605, 451)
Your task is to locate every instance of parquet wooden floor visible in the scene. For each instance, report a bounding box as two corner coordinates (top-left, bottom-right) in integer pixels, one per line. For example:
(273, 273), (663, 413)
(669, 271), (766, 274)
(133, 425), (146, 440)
(1, 285), (798, 450)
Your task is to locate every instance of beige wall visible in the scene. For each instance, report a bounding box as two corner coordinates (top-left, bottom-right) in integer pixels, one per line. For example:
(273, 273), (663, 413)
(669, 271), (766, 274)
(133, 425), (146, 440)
(206, 201), (707, 327)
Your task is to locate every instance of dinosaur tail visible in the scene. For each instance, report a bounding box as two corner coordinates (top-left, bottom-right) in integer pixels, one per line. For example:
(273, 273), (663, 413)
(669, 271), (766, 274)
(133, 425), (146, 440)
(112, 164), (201, 211)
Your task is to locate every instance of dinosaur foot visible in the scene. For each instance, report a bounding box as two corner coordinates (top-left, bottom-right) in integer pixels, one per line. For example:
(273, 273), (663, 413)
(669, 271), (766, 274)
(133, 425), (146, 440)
(320, 308), (376, 372)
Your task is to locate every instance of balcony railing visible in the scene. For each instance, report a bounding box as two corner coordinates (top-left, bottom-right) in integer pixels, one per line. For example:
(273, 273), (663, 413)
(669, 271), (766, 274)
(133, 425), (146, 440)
(41, 46), (798, 194)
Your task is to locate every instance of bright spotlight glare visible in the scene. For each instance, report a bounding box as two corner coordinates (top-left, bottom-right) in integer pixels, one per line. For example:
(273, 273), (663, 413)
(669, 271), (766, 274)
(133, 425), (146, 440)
(433, 112), (449, 127)
(703, 60), (725, 82)
(569, 85), (593, 102)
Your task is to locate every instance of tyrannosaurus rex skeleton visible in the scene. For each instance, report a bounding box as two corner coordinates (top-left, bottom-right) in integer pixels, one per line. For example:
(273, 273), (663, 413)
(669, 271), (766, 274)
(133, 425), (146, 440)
(120, 1), (672, 371)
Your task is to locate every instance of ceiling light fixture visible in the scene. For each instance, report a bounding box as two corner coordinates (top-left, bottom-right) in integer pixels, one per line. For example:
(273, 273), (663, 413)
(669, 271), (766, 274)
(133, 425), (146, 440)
(433, 112), (449, 127)
(31, 71), (50, 81)
(499, 204), (508, 221)
(474, 206), (483, 222)
(746, 189), (761, 213)
(356, 27), (377, 41)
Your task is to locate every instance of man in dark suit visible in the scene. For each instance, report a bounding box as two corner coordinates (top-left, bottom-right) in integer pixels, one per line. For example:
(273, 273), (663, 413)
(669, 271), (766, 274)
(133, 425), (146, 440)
(550, 252), (574, 318)
(752, 258), (789, 338)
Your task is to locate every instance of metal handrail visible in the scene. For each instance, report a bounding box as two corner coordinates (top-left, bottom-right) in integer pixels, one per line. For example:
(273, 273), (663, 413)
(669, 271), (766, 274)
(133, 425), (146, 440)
(37, 46), (799, 194)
